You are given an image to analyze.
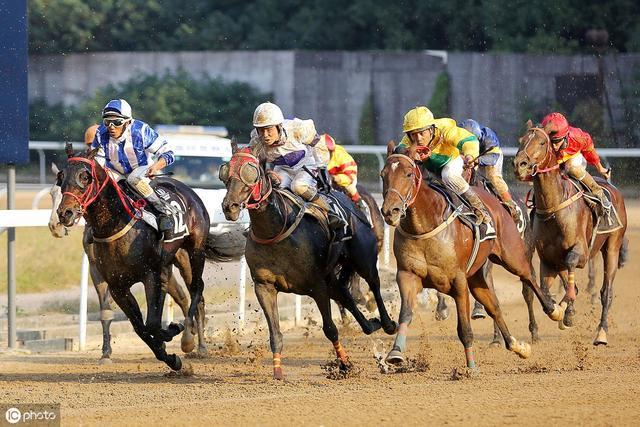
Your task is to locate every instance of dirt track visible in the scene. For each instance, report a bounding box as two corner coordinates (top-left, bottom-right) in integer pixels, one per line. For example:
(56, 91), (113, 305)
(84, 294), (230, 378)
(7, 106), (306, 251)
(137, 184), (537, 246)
(1, 204), (640, 426)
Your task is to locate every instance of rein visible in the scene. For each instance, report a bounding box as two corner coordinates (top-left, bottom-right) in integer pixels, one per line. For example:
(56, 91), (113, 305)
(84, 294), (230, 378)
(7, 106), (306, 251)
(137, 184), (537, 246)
(519, 127), (560, 179)
(384, 153), (458, 240)
(384, 154), (423, 217)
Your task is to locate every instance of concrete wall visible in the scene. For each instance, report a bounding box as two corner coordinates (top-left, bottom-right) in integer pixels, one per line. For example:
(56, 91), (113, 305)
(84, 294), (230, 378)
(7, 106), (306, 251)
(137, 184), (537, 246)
(28, 50), (640, 146)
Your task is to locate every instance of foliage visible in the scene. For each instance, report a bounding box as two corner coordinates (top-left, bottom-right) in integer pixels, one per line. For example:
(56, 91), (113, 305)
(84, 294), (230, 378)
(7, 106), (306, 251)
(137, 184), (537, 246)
(358, 93), (376, 145)
(30, 70), (270, 141)
(28, 0), (640, 54)
(428, 72), (450, 118)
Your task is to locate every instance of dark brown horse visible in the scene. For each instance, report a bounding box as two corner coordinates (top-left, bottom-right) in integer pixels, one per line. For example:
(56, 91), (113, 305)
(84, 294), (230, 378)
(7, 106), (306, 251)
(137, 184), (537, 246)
(56, 146), (209, 372)
(380, 141), (565, 369)
(513, 121), (628, 345)
(221, 144), (396, 379)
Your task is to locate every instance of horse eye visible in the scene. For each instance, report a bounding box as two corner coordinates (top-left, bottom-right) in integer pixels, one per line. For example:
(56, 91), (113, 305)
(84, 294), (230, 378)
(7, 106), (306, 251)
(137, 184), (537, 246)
(406, 172), (413, 178)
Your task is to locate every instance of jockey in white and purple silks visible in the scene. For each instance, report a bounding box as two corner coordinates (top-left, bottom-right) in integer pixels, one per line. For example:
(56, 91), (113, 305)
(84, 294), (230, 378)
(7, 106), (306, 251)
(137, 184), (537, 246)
(90, 99), (176, 231)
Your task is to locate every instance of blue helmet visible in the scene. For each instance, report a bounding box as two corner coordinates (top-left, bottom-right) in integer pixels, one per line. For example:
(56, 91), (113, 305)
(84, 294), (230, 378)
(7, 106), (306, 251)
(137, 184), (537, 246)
(459, 119), (482, 140)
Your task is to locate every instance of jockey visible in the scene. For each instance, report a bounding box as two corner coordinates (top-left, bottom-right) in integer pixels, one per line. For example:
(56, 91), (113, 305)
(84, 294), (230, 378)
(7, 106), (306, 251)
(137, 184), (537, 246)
(91, 99), (176, 232)
(459, 119), (520, 223)
(541, 112), (611, 209)
(249, 102), (346, 230)
(397, 106), (490, 225)
(315, 134), (366, 210)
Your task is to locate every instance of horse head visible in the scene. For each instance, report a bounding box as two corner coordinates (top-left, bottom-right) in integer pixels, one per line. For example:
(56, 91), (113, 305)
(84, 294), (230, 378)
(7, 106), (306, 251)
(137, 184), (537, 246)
(221, 143), (270, 221)
(57, 147), (106, 227)
(513, 120), (559, 181)
(48, 162), (69, 238)
(380, 140), (423, 226)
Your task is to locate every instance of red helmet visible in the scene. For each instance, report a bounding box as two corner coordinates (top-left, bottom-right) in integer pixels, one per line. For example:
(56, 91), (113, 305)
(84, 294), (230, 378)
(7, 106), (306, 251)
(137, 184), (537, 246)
(541, 112), (569, 140)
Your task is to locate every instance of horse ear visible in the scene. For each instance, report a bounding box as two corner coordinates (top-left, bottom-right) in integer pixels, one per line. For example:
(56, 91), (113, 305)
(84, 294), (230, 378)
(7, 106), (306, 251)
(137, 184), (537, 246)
(230, 136), (238, 154)
(65, 142), (74, 158)
(526, 119), (533, 130)
(51, 162), (60, 175)
(387, 140), (396, 157)
(87, 148), (99, 160)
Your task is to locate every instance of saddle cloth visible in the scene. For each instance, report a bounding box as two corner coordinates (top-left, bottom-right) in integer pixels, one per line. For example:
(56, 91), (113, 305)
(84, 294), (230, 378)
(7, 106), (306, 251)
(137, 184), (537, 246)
(119, 180), (190, 243)
(567, 178), (623, 234)
(428, 180), (497, 242)
(480, 179), (527, 235)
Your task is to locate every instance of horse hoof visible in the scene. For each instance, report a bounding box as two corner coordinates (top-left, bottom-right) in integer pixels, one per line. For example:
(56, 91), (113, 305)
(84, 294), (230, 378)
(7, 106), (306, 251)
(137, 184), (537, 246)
(273, 367), (284, 380)
(385, 349), (404, 365)
(197, 345), (208, 356)
(98, 357), (113, 365)
(489, 340), (502, 348)
(549, 302), (566, 322)
(593, 329), (608, 346)
(471, 306), (487, 320)
(181, 337), (196, 354)
(383, 321), (398, 336)
(435, 308), (449, 321)
(366, 318), (383, 334)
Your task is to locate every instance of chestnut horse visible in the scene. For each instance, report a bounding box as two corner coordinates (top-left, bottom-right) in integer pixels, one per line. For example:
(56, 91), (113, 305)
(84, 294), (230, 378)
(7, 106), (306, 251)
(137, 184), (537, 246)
(57, 146), (209, 373)
(513, 121), (628, 345)
(381, 141), (565, 369)
(221, 144), (397, 379)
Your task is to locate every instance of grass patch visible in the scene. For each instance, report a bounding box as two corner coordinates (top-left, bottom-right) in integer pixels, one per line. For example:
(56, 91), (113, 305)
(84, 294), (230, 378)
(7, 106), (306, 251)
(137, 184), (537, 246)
(0, 227), (85, 293)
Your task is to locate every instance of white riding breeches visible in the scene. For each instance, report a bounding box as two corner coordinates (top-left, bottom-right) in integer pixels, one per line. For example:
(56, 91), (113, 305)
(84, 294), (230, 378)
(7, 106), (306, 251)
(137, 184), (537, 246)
(126, 165), (154, 198)
(274, 166), (318, 200)
(441, 156), (469, 195)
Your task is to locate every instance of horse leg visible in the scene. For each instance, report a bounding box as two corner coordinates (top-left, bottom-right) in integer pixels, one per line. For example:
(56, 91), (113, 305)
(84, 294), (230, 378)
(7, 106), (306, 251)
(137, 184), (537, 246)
(172, 250), (207, 354)
(312, 289), (351, 371)
(386, 270), (422, 365)
(329, 269), (381, 334)
(494, 248), (564, 322)
(186, 248), (206, 326)
(587, 258), (598, 305)
(468, 270), (531, 359)
(539, 262), (569, 329)
(594, 240), (621, 346)
(110, 287), (183, 371)
(143, 270), (184, 342)
(435, 292), (450, 321)
(255, 283), (284, 380)
(91, 265), (114, 362)
(522, 283), (539, 343)
(451, 272), (478, 369)
(478, 262), (504, 346)
(165, 272), (197, 354)
(350, 247), (397, 334)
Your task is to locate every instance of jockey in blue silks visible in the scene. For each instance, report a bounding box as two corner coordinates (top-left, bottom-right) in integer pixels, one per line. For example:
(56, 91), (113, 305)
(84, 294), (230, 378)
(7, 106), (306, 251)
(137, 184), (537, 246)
(91, 99), (176, 231)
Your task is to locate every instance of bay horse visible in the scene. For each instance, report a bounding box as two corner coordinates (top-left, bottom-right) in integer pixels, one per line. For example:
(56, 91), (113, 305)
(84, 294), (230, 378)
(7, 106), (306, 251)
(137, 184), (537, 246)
(380, 141), (565, 369)
(56, 145), (209, 372)
(513, 121), (628, 345)
(48, 175), (208, 360)
(221, 143), (397, 380)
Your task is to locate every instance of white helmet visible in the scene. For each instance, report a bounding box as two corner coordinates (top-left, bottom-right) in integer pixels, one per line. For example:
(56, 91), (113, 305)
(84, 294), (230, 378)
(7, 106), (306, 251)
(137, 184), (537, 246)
(102, 99), (132, 119)
(253, 102), (284, 128)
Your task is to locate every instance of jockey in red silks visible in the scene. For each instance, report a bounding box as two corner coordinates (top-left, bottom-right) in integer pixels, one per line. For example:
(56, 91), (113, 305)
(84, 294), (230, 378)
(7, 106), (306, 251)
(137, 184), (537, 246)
(542, 112), (611, 209)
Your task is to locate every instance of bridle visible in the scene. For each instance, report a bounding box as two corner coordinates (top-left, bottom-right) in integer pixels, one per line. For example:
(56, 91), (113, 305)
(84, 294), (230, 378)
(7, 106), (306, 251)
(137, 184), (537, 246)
(62, 157), (145, 222)
(383, 153), (423, 217)
(518, 127), (560, 180)
(223, 151), (272, 210)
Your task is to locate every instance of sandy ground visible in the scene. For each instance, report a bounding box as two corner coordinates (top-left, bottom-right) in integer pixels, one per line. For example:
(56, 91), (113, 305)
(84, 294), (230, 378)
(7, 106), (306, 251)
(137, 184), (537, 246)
(1, 203), (639, 426)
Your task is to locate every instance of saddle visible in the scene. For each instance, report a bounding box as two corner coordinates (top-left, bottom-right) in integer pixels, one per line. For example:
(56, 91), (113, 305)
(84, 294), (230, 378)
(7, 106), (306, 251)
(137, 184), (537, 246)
(566, 177), (623, 235)
(426, 178), (496, 274)
(121, 179), (189, 243)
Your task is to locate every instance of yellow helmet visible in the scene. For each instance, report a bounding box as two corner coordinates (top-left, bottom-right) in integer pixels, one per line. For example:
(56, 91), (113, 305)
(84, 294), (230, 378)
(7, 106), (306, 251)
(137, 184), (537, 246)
(402, 106), (435, 133)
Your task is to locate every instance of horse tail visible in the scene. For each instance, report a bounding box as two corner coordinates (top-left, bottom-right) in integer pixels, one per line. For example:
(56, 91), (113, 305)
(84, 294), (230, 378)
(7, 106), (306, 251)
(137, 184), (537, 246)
(618, 237), (629, 269)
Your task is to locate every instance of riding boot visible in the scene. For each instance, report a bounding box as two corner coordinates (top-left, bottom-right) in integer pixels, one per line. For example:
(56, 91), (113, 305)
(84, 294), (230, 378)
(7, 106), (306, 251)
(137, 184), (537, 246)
(146, 192), (175, 232)
(501, 195), (521, 224)
(462, 188), (491, 225)
(311, 194), (348, 231)
(579, 172), (611, 210)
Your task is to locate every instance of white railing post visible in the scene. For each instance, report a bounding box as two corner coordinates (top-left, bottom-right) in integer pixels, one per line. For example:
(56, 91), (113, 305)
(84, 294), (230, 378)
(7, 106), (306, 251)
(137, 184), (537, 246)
(78, 253), (89, 351)
(295, 295), (302, 326)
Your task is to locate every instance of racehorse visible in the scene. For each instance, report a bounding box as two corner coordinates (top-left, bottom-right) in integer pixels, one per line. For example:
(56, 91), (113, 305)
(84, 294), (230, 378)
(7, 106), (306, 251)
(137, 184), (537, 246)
(48, 165), (209, 361)
(221, 143), (397, 379)
(380, 141), (565, 369)
(513, 121), (628, 345)
(56, 144), (209, 372)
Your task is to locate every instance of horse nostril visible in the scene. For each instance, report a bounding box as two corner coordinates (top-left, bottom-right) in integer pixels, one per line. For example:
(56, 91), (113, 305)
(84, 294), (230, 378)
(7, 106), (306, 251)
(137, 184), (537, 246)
(519, 161), (528, 168)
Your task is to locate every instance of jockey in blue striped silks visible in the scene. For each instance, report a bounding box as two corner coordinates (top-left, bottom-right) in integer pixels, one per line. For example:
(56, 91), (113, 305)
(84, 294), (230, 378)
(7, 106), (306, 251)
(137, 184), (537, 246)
(91, 99), (176, 231)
